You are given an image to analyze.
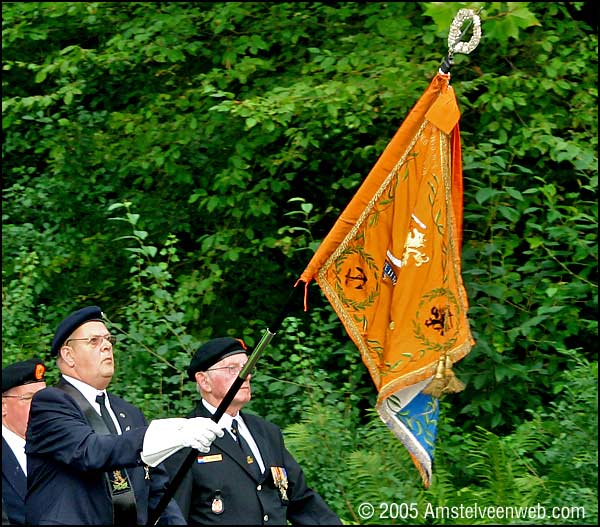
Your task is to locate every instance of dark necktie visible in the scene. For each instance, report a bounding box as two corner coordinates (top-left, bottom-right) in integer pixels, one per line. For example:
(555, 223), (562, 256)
(96, 393), (118, 435)
(231, 419), (260, 478)
(95, 393), (137, 522)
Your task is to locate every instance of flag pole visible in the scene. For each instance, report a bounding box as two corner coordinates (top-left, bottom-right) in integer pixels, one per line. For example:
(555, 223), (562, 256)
(147, 285), (303, 525)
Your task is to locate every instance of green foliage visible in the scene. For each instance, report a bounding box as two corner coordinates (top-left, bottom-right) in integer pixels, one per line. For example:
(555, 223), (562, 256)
(103, 201), (200, 417)
(247, 307), (375, 428)
(286, 352), (597, 524)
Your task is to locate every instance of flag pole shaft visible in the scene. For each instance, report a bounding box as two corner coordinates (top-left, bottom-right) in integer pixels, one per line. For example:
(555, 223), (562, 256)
(148, 285), (302, 525)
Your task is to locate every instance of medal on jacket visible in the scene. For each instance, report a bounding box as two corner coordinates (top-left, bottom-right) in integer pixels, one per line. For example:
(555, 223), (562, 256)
(211, 491), (224, 515)
(271, 466), (289, 502)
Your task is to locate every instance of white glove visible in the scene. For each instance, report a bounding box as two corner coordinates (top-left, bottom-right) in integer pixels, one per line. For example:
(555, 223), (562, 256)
(141, 417), (224, 467)
(180, 417), (224, 451)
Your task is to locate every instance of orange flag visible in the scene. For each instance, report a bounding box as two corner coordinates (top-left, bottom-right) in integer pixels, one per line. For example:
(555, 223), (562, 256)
(297, 72), (474, 487)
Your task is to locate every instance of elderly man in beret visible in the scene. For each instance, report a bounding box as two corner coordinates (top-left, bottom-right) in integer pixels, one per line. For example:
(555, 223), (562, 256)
(24, 305), (224, 526)
(2, 358), (47, 525)
(164, 337), (342, 525)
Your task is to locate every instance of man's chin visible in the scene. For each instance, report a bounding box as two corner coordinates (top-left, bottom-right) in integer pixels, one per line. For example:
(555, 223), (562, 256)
(101, 367), (114, 381)
(236, 391), (251, 403)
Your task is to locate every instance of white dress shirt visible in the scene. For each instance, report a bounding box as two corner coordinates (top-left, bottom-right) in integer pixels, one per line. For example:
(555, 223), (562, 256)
(62, 375), (122, 434)
(2, 424), (27, 474)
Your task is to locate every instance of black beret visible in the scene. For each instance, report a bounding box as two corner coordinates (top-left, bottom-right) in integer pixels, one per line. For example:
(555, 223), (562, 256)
(2, 358), (46, 393)
(51, 305), (105, 356)
(187, 337), (248, 381)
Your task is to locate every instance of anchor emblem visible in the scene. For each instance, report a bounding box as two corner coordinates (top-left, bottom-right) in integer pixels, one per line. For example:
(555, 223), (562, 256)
(345, 267), (367, 289)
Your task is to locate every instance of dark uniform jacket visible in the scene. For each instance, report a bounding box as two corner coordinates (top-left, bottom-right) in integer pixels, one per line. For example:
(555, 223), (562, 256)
(24, 378), (185, 525)
(165, 402), (342, 525)
(2, 437), (27, 525)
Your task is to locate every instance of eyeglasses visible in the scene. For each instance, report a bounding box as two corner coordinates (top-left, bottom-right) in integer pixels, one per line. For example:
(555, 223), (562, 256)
(206, 364), (249, 376)
(66, 334), (117, 347)
(2, 394), (35, 402)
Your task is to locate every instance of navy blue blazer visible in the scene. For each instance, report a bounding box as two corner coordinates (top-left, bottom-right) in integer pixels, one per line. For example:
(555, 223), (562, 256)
(164, 402), (342, 525)
(2, 436), (27, 525)
(25, 379), (185, 525)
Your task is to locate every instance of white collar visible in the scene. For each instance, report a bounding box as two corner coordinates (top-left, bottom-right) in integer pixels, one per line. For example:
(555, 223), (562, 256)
(62, 375), (109, 412)
(201, 399), (241, 430)
(2, 424), (27, 474)
(201, 399), (251, 443)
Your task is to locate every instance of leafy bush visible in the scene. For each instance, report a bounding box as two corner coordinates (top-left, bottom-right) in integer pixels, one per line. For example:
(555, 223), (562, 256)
(285, 351), (597, 524)
(2, 3), (597, 522)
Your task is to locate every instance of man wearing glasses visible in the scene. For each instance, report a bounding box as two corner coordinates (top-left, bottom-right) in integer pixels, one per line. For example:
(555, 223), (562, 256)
(165, 337), (342, 525)
(24, 305), (223, 525)
(2, 358), (47, 525)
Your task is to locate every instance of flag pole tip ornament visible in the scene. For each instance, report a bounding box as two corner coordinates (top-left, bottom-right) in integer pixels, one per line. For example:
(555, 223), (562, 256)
(297, 8), (481, 489)
(439, 8), (482, 74)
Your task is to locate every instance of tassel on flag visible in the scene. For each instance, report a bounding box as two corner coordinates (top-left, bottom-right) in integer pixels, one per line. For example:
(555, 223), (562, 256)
(297, 71), (475, 487)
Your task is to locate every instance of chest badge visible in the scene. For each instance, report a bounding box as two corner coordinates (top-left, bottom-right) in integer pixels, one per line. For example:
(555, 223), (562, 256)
(211, 491), (224, 515)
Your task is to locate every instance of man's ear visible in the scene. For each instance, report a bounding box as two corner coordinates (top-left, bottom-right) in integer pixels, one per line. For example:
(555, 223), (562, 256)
(195, 371), (211, 392)
(60, 345), (76, 367)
